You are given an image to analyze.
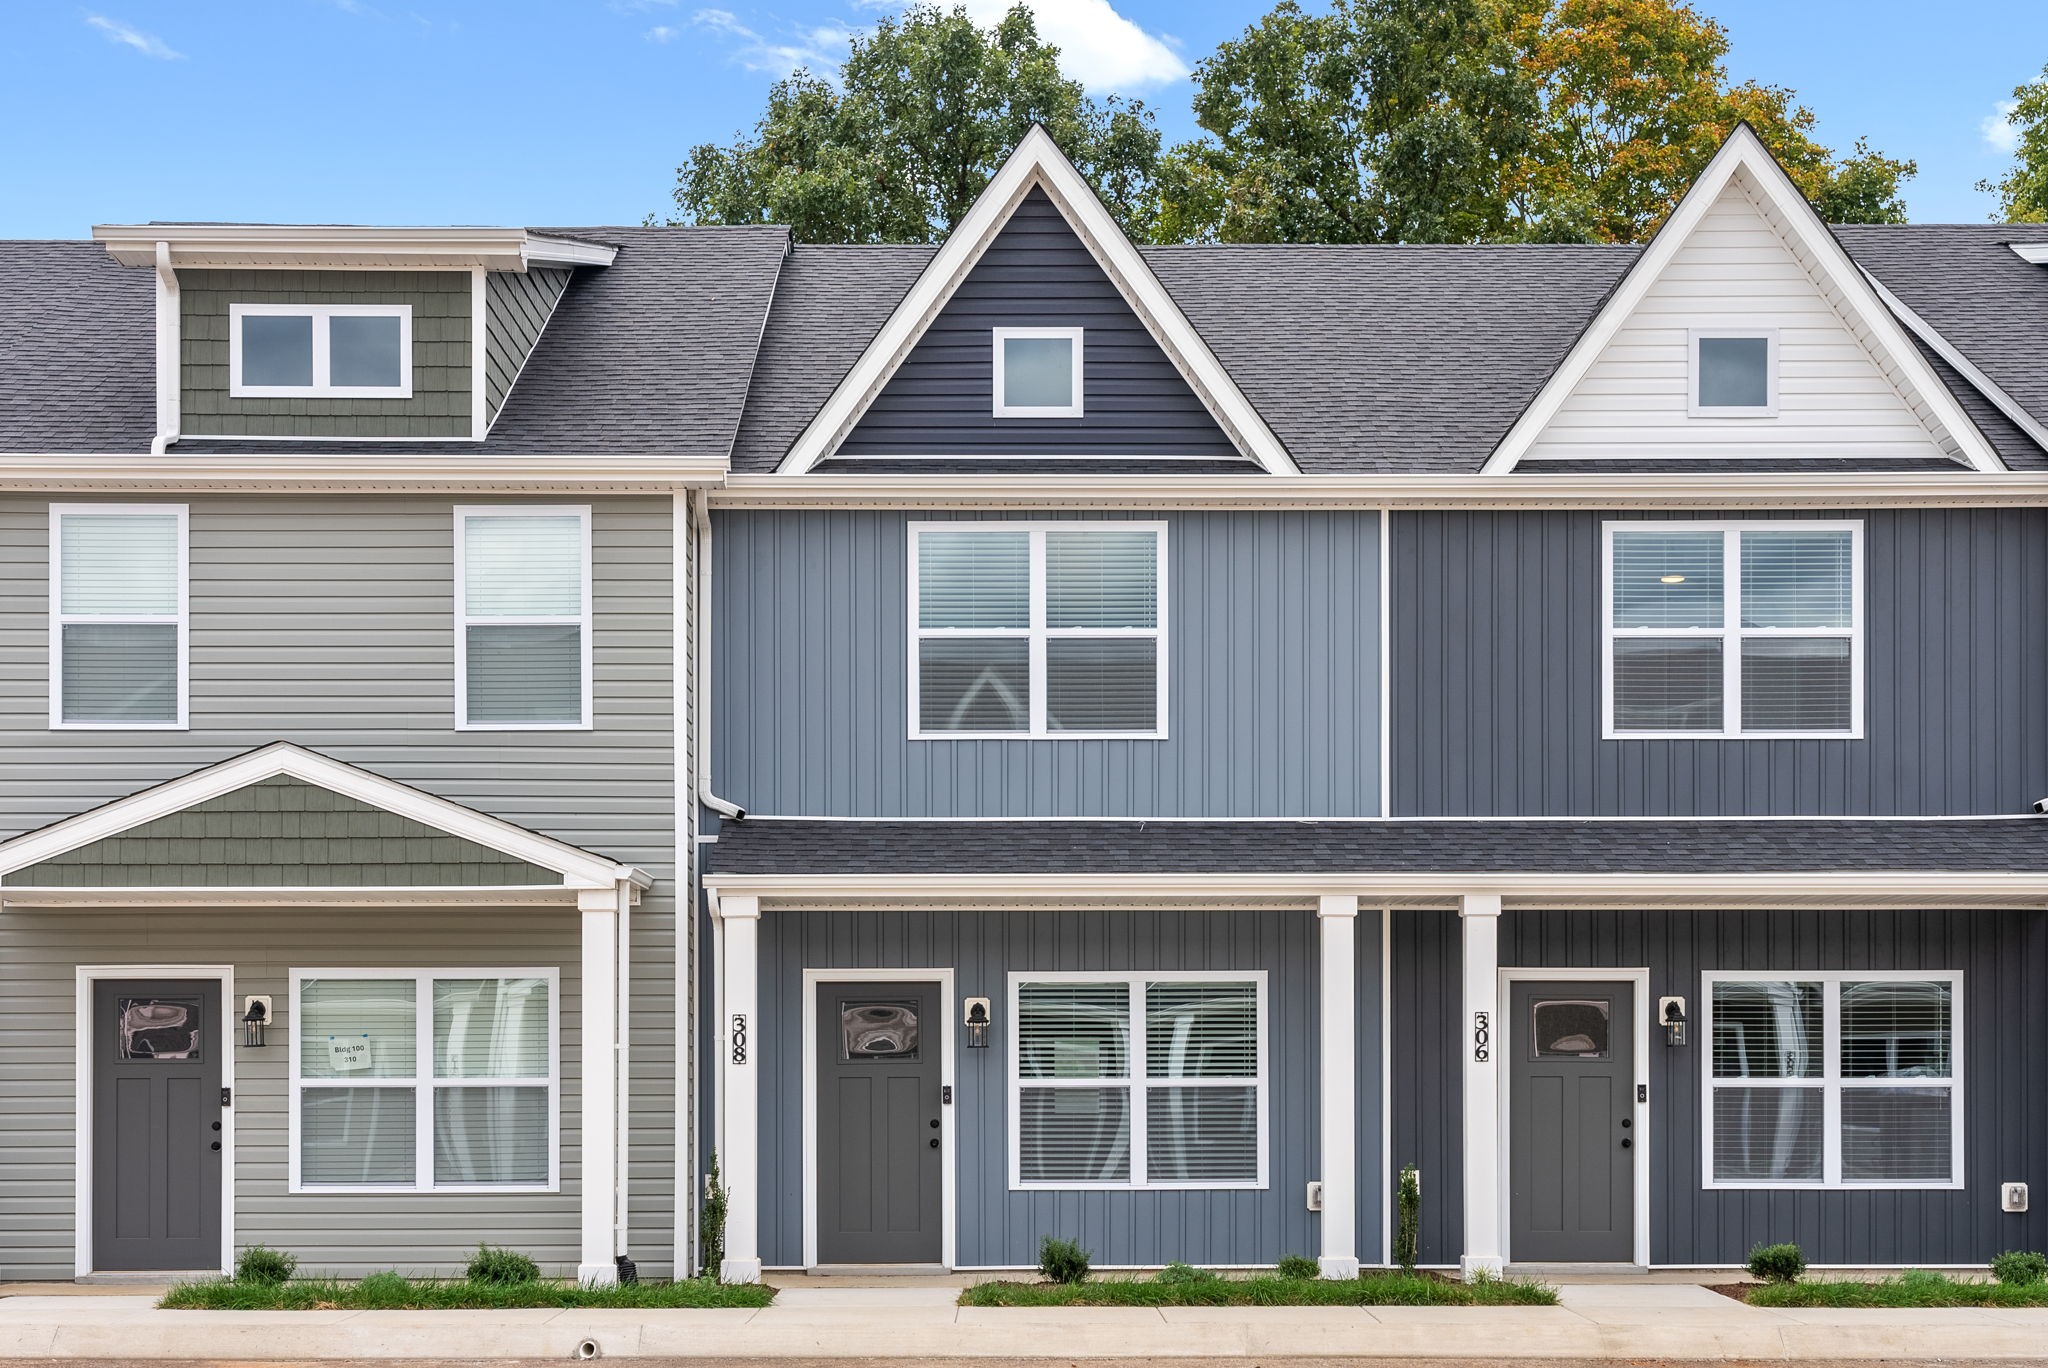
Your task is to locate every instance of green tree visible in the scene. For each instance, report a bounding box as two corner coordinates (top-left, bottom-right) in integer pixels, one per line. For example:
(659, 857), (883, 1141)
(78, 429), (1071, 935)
(1978, 63), (2048, 223)
(672, 4), (1161, 243)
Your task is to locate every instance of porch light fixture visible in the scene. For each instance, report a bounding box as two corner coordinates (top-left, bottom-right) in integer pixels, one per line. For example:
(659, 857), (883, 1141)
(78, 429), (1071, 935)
(964, 997), (991, 1048)
(1658, 995), (1687, 1047)
(241, 996), (270, 1048)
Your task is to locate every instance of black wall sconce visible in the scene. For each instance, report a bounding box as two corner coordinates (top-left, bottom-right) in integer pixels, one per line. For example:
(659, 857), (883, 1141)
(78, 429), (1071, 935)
(1658, 995), (1687, 1047)
(242, 996), (271, 1048)
(963, 997), (991, 1048)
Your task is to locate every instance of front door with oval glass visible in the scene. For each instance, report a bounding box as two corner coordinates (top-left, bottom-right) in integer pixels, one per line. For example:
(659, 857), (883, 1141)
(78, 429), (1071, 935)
(93, 979), (223, 1271)
(1508, 980), (1635, 1263)
(815, 981), (944, 1265)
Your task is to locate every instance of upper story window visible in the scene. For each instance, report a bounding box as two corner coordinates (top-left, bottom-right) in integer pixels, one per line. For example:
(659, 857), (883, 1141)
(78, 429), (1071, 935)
(909, 521), (1165, 739)
(1604, 521), (1862, 739)
(231, 303), (413, 398)
(1689, 329), (1777, 416)
(993, 327), (1084, 417)
(455, 507), (591, 730)
(50, 503), (188, 729)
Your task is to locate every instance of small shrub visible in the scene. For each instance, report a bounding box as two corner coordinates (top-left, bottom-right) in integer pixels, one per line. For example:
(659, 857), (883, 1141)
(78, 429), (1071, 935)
(1747, 1242), (1806, 1284)
(234, 1244), (296, 1286)
(1395, 1165), (1421, 1273)
(1155, 1261), (1219, 1285)
(1992, 1250), (2048, 1287)
(466, 1244), (540, 1286)
(1039, 1235), (1091, 1285)
(357, 1271), (408, 1302)
(1276, 1254), (1320, 1280)
(700, 1151), (729, 1280)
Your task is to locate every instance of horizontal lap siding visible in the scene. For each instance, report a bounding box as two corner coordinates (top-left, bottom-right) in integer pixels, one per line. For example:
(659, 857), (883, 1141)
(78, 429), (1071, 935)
(714, 509), (1380, 818)
(0, 496), (677, 1279)
(1392, 508), (2048, 815)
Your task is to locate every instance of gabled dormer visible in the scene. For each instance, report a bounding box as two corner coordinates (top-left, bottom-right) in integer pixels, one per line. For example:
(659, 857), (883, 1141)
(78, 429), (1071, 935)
(92, 225), (614, 447)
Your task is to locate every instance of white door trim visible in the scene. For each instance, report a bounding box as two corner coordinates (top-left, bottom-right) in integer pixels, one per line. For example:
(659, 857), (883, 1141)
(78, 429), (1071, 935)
(74, 964), (236, 1279)
(1495, 967), (1650, 1268)
(800, 968), (957, 1270)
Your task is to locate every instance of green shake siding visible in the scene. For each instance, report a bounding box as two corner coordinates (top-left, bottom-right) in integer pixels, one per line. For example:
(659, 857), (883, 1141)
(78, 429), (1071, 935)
(180, 269), (472, 438)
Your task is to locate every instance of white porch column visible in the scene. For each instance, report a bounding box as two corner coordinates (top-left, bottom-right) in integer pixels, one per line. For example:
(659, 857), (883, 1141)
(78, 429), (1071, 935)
(718, 895), (763, 1284)
(1459, 894), (1504, 1279)
(578, 887), (621, 1286)
(1316, 894), (1360, 1279)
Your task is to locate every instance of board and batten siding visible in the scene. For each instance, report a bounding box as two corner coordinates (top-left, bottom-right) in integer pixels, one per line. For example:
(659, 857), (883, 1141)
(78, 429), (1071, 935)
(0, 495), (679, 1280)
(755, 907), (1384, 1268)
(836, 188), (1242, 459)
(1521, 176), (1958, 463)
(711, 509), (1381, 819)
(1391, 508), (2048, 816)
(178, 269), (472, 439)
(485, 269), (572, 425)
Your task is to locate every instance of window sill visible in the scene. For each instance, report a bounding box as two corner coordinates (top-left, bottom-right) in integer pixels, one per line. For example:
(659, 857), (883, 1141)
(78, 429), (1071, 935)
(288, 1184), (560, 1196)
(911, 731), (1169, 742)
(1703, 1180), (1963, 1192)
(1606, 730), (1863, 742)
(1011, 1181), (1267, 1193)
(51, 720), (189, 731)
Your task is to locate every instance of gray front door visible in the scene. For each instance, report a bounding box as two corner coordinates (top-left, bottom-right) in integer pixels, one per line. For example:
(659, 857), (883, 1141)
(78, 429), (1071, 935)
(93, 979), (224, 1271)
(1508, 979), (1635, 1263)
(815, 980), (943, 1264)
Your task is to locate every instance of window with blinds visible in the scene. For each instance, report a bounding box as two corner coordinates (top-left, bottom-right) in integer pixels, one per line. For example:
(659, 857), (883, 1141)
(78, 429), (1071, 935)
(292, 971), (557, 1192)
(911, 522), (1165, 737)
(1011, 973), (1264, 1189)
(51, 504), (188, 728)
(1705, 973), (1959, 1189)
(456, 508), (591, 729)
(1605, 522), (1860, 737)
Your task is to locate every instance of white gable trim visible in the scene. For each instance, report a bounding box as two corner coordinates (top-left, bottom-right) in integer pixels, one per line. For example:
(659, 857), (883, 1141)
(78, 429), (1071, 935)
(0, 741), (647, 891)
(775, 125), (1299, 476)
(1482, 125), (2006, 475)
(1861, 268), (2048, 457)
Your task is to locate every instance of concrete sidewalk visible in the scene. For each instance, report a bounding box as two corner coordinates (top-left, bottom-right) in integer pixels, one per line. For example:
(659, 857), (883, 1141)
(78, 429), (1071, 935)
(3, 1283), (2047, 1360)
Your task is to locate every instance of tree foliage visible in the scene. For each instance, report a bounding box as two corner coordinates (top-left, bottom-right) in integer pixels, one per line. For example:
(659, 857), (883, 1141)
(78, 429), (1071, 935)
(672, 4), (1161, 243)
(1978, 63), (2048, 223)
(1160, 0), (1915, 243)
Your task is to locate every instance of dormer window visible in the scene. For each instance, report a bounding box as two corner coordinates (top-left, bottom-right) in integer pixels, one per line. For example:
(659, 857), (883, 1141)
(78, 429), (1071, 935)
(993, 327), (1083, 417)
(1689, 329), (1776, 416)
(230, 303), (412, 398)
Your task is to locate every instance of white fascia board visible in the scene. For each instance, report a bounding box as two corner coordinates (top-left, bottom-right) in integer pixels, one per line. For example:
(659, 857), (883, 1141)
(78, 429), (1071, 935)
(0, 452), (728, 494)
(2011, 244), (2048, 265)
(1481, 124), (2006, 475)
(1863, 267), (2048, 456)
(3, 886), (583, 909)
(94, 225), (615, 272)
(523, 237), (619, 268)
(774, 125), (1298, 476)
(0, 741), (646, 890)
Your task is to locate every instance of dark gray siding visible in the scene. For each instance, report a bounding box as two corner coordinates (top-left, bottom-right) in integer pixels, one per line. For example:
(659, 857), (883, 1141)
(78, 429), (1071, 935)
(485, 269), (572, 425)
(754, 907), (1384, 1268)
(1392, 509), (2048, 816)
(837, 188), (1241, 459)
(712, 509), (1381, 818)
(1389, 910), (1464, 1266)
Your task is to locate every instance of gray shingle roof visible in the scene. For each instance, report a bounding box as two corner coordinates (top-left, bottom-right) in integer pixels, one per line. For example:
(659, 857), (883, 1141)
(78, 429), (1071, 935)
(711, 816), (2048, 875)
(0, 242), (155, 452)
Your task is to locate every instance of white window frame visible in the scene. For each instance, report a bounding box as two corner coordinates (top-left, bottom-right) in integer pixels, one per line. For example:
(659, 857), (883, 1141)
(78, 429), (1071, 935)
(992, 326), (1085, 418)
(287, 968), (561, 1195)
(230, 302), (414, 399)
(908, 520), (1167, 740)
(1602, 519), (1864, 740)
(1700, 970), (1963, 1191)
(1006, 970), (1268, 1192)
(49, 502), (190, 731)
(453, 505), (593, 731)
(1688, 328), (1779, 417)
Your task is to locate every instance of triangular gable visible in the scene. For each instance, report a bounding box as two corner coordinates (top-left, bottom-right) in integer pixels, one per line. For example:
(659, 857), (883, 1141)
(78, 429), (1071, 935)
(777, 126), (1299, 475)
(0, 742), (643, 893)
(1484, 125), (2005, 474)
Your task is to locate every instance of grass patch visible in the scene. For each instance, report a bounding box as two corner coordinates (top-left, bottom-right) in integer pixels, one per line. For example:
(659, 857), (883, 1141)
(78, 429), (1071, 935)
(961, 1270), (1555, 1308)
(160, 1273), (775, 1311)
(1743, 1270), (2048, 1309)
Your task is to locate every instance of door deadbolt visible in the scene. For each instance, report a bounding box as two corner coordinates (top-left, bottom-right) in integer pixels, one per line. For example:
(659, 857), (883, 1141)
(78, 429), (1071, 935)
(1621, 1117), (1631, 1128)
(210, 1141), (222, 1151)
(1620, 1138), (1632, 1149)
(929, 1118), (940, 1128)
(928, 1138), (939, 1149)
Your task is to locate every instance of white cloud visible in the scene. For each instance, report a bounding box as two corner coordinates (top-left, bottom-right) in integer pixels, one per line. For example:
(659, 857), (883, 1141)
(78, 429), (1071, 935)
(1983, 99), (2020, 154)
(646, 23), (681, 41)
(84, 13), (183, 59)
(955, 0), (1186, 91)
(692, 7), (851, 77)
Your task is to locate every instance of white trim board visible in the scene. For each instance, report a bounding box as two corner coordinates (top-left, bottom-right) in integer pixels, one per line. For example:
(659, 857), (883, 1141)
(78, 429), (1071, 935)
(74, 964), (236, 1279)
(774, 125), (1298, 476)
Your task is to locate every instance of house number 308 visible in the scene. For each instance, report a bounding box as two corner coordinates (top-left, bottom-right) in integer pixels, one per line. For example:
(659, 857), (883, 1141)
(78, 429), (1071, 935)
(1472, 1011), (1491, 1063)
(730, 1014), (749, 1065)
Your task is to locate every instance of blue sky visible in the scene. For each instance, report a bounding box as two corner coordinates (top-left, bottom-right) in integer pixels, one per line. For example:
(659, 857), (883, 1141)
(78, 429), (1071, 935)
(2, 0), (2042, 237)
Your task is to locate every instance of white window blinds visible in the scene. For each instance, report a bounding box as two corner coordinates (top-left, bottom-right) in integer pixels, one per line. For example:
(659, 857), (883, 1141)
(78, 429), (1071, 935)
(457, 509), (590, 728)
(52, 505), (186, 727)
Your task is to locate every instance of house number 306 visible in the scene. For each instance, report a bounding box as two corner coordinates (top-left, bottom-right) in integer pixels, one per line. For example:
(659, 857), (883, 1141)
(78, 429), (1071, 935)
(730, 1014), (749, 1065)
(1472, 1011), (1492, 1063)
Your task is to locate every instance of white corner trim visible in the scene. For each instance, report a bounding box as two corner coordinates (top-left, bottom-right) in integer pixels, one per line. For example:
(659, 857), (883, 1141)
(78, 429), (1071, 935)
(1862, 267), (2048, 456)
(471, 268), (488, 441)
(774, 126), (1298, 476)
(1481, 124), (2007, 475)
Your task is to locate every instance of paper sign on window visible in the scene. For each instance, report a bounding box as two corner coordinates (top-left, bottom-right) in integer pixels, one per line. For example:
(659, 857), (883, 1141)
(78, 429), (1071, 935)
(328, 1035), (371, 1073)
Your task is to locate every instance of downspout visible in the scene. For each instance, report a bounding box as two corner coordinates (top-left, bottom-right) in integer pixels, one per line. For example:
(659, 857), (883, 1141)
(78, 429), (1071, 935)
(692, 488), (746, 822)
(150, 242), (179, 455)
(615, 876), (632, 1275)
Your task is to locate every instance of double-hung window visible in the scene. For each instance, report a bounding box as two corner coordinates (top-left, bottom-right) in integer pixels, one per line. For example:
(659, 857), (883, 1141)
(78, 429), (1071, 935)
(1704, 972), (1961, 1189)
(910, 521), (1166, 737)
(291, 970), (558, 1193)
(1604, 521), (1861, 738)
(1009, 972), (1266, 1189)
(50, 503), (188, 728)
(230, 303), (412, 398)
(455, 507), (591, 729)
